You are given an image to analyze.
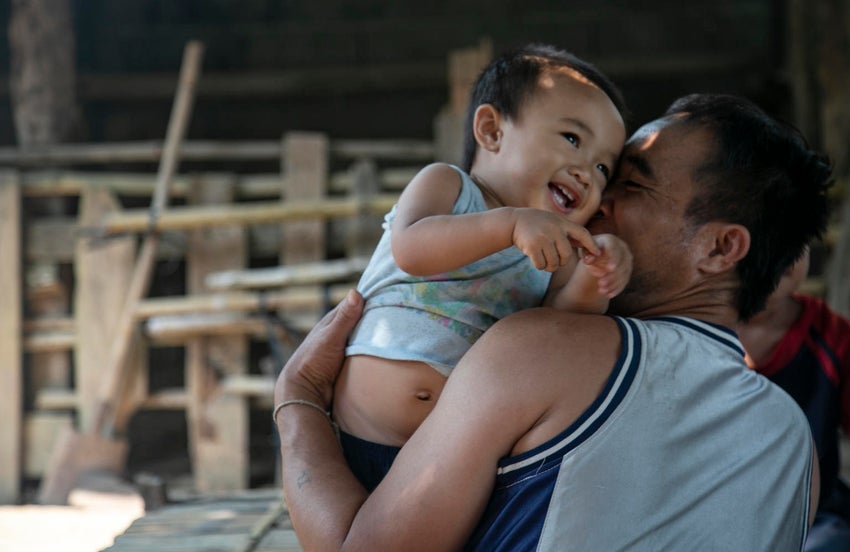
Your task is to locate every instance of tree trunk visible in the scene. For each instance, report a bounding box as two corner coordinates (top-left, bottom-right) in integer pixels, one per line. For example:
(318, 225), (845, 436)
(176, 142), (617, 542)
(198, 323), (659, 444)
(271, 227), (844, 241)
(8, 0), (82, 146)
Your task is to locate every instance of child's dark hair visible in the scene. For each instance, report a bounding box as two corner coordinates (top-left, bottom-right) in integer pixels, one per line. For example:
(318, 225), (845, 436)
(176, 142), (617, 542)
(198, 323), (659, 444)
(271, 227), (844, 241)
(461, 43), (629, 172)
(665, 93), (833, 321)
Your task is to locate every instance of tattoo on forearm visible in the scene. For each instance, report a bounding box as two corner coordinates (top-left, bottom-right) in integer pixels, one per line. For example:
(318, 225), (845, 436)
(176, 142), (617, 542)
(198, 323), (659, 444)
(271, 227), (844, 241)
(297, 470), (312, 490)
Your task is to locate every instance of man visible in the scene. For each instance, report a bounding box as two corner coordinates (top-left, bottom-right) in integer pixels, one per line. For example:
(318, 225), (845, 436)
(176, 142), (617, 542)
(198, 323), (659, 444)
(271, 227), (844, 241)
(274, 94), (832, 550)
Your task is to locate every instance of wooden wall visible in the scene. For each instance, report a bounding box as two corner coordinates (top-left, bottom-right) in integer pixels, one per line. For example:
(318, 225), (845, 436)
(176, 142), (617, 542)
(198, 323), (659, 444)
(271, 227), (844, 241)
(0, 1), (782, 147)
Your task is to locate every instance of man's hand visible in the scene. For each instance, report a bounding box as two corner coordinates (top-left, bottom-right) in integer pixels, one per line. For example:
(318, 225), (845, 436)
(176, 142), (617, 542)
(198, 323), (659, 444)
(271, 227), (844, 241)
(274, 289), (364, 410)
(511, 208), (601, 272)
(580, 234), (633, 298)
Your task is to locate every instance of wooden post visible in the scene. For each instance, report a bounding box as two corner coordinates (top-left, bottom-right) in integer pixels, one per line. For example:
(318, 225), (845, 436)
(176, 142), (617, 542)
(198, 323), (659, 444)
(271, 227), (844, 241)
(8, 0), (82, 146)
(74, 186), (142, 433)
(280, 132), (329, 327)
(816, 0), (850, 317)
(0, 170), (23, 503)
(786, 0), (821, 148)
(346, 159), (383, 259)
(433, 38), (493, 165)
(186, 174), (250, 492)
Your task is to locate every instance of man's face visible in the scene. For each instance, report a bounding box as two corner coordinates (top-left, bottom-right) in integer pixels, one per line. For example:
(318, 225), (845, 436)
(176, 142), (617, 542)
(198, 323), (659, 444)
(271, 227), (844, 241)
(587, 117), (715, 317)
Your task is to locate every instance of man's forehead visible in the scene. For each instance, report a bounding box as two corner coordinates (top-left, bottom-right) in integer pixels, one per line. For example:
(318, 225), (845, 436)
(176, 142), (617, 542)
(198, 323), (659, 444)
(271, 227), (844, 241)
(624, 116), (678, 150)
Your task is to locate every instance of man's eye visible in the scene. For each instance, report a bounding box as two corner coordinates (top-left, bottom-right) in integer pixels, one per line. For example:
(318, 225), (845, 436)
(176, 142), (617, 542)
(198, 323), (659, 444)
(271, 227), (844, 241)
(623, 180), (644, 191)
(562, 133), (579, 147)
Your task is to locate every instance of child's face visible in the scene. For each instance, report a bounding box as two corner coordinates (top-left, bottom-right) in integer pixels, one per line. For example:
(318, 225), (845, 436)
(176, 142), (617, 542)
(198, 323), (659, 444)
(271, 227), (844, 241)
(487, 69), (625, 226)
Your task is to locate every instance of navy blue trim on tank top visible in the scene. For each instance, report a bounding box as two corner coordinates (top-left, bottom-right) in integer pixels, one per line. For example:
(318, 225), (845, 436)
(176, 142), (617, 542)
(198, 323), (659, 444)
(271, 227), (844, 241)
(494, 316), (641, 478)
(652, 316), (745, 357)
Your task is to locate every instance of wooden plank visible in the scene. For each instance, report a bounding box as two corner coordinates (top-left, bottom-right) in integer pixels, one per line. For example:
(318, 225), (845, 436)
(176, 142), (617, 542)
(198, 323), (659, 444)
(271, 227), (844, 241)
(346, 160), (384, 258)
(186, 174), (250, 493)
(93, 195), (399, 235)
(146, 313), (269, 343)
(23, 413), (73, 478)
(0, 170), (22, 504)
(74, 186), (140, 432)
(434, 40), (492, 166)
(279, 132), (330, 329)
(103, 491), (301, 552)
(206, 257), (368, 291)
(25, 261), (72, 394)
(135, 286), (351, 319)
(21, 166), (415, 198)
(280, 132), (329, 264)
(0, 139), (434, 166)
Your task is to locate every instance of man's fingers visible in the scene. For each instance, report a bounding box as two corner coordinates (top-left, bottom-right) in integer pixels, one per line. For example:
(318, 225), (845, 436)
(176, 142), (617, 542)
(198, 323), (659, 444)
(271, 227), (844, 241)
(324, 289), (364, 338)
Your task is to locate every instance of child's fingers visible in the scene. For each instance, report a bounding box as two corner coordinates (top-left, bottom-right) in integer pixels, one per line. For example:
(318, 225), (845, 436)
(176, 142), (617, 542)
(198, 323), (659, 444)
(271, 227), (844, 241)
(565, 226), (600, 257)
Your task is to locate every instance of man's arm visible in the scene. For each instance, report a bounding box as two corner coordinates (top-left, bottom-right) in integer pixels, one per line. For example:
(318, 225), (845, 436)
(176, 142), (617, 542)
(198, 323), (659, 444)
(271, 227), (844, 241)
(275, 293), (620, 550)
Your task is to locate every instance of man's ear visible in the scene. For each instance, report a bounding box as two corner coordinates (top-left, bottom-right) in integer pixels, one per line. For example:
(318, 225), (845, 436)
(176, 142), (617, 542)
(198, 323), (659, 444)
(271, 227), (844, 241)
(472, 104), (503, 152)
(696, 223), (750, 274)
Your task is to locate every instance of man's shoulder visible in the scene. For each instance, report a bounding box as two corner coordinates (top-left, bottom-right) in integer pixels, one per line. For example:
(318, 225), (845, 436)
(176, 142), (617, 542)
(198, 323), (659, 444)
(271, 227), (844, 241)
(493, 308), (622, 345)
(478, 309), (624, 375)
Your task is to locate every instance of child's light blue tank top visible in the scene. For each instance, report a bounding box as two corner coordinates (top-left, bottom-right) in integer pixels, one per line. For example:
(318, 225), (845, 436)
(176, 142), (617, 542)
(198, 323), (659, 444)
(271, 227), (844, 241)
(346, 165), (551, 375)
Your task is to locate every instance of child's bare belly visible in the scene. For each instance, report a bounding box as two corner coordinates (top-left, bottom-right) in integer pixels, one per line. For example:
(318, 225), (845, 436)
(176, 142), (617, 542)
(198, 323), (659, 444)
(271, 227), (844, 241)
(333, 355), (448, 447)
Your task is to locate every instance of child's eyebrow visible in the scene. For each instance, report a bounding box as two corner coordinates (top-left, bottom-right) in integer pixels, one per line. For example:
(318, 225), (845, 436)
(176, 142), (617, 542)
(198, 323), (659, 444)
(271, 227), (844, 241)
(560, 117), (594, 137)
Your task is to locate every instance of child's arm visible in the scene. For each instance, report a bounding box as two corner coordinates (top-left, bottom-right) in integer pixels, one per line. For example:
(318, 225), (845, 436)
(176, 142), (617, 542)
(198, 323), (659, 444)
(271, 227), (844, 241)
(392, 164), (600, 276)
(543, 234), (632, 313)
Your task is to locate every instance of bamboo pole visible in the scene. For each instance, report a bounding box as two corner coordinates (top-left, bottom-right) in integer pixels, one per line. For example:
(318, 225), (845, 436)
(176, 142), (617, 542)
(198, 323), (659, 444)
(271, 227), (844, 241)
(206, 256), (369, 290)
(20, 166), (415, 198)
(0, 139), (434, 166)
(85, 195), (398, 235)
(136, 285), (351, 319)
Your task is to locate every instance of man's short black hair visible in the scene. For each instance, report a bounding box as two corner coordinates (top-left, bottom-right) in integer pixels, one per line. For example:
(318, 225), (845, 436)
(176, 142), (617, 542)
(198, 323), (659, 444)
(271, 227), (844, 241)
(666, 93), (832, 321)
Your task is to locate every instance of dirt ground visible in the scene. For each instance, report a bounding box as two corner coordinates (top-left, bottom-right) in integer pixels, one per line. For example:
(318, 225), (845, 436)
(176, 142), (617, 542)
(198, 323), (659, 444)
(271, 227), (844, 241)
(0, 486), (144, 552)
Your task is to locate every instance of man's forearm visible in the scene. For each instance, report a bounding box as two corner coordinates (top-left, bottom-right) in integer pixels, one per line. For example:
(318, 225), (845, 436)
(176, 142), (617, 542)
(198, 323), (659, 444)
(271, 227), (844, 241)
(276, 401), (368, 550)
(272, 291), (370, 550)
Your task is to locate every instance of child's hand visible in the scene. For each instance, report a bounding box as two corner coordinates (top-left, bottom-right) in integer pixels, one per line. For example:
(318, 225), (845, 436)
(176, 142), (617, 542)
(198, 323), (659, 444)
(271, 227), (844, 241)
(512, 209), (601, 272)
(580, 234), (632, 297)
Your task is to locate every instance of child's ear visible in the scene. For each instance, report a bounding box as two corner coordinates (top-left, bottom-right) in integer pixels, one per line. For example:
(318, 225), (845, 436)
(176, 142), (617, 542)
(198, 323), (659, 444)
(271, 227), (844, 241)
(473, 104), (503, 152)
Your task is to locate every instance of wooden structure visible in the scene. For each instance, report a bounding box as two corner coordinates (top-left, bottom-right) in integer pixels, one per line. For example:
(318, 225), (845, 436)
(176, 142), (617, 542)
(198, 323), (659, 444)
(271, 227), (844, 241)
(0, 37), (494, 504)
(103, 489), (301, 552)
(5, 136), (424, 500)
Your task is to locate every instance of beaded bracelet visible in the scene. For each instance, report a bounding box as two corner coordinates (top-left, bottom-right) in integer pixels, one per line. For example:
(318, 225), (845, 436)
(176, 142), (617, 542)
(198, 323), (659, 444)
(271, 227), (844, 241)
(272, 399), (339, 437)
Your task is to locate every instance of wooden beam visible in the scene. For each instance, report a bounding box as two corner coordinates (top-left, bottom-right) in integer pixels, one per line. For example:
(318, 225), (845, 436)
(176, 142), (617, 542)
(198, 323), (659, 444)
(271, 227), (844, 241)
(0, 139), (434, 166)
(24, 414), (73, 479)
(90, 195), (398, 235)
(20, 167), (415, 198)
(0, 170), (23, 504)
(136, 286), (351, 319)
(206, 257), (369, 291)
(74, 186), (140, 432)
(186, 173), (250, 493)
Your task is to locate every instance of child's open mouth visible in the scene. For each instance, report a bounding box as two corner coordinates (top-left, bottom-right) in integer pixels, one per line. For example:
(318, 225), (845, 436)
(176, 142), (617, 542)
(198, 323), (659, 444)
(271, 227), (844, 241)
(550, 183), (577, 210)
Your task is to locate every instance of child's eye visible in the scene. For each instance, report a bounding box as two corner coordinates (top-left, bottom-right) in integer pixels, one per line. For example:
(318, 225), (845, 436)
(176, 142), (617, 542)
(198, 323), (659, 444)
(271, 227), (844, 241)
(596, 163), (610, 179)
(562, 133), (579, 147)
